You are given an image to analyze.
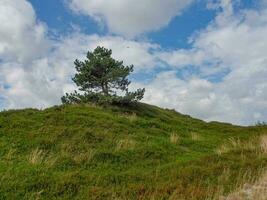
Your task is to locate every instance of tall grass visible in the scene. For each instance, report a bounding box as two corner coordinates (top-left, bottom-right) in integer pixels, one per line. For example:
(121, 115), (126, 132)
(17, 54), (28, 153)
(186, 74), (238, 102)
(214, 135), (267, 200)
(28, 148), (57, 167)
(191, 132), (201, 141)
(260, 135), (267, 153)
(215, 136), (262, 156)
(170, 133), (180, 144)
(28, 148), (46, 164)
(220, 171), (267, 200)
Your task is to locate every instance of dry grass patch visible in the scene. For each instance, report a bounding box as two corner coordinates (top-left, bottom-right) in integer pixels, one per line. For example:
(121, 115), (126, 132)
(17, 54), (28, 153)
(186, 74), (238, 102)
(60, 142), (77, 157)
(260, 135), (267, 153)
(220, 171), (267, 200)
(84, 103), (101, 108)
(120, 113), (138, 122)
(116, 138), (136, 151)
(73, 149), (95, 164)
(216, 138), (241, 155)
(170, 133), (180, 144)
(60, 142), (95, 164)
(28, 148), (57, 167)
(214, 136), (267, 199)
(30, 190), (44, 200)
(4, 148), (16, 161)
(215, 137), (261, 156)
(28, 148), (46, 164)
(191, 132), (201, 141)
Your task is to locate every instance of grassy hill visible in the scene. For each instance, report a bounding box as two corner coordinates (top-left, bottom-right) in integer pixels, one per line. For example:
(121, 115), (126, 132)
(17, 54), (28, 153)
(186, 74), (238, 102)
(0, 103), (267, 199)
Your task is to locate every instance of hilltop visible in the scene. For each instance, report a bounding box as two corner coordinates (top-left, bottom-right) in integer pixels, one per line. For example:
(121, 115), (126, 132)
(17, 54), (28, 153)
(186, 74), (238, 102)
(0, 103), (266, 199)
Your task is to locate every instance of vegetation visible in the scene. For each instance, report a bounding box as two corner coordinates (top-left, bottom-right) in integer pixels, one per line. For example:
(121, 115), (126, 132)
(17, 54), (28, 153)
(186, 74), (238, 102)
(255, 121), (267, 127)
(61, 47), (145, 105)
(0, 102), (267, 199)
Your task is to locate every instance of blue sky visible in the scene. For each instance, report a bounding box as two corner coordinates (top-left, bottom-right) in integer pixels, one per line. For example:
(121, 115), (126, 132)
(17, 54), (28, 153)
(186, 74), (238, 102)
(0, 0), (267, 125)
(28, 0), (257, 49)
(29, 0), (216, 49)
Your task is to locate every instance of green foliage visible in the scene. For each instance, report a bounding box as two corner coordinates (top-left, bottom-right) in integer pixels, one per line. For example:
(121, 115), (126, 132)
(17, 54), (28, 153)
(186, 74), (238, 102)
(0, 103), (267, 199)
(61, 89), (145, 105)
(61, 46), (145, 105)
(255, 121), (267, 127)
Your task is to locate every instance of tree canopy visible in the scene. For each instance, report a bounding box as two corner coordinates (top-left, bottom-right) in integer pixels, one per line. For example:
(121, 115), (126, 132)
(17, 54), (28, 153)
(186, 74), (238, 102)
(61, 46), (145, 105)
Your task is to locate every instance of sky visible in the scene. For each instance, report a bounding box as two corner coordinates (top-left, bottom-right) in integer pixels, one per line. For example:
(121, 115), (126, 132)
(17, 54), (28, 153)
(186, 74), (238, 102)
(0, 0), (266, 125)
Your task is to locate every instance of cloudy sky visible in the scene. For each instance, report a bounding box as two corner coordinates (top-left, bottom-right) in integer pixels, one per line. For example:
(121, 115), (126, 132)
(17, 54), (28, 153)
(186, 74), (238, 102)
(0, 0), (266, 125)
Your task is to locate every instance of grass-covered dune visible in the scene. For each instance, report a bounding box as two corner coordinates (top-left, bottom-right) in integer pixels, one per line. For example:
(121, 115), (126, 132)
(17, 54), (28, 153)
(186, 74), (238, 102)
(0, 103), (267, 199)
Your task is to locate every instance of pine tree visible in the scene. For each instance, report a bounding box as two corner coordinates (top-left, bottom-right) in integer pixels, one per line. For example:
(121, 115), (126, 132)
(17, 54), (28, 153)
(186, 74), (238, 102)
(61, 46), (145, 105)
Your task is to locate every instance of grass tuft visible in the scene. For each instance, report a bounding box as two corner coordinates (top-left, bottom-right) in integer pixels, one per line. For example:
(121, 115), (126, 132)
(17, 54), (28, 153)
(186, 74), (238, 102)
(116, 138), (136, 151)
(120, 112), (138, 122)
(4, 148), (16, 161)
(170, 133), (180, 144)
(73, 150), (95, 164)
(260, 135), (267, 153)
(28, 148), (57, 167)
(191, 132), (201, 141)
(28, 148), (46, 165)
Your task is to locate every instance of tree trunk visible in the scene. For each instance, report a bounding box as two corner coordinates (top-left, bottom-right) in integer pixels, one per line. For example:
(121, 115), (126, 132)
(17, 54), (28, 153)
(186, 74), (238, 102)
(101, 82), (109, 96)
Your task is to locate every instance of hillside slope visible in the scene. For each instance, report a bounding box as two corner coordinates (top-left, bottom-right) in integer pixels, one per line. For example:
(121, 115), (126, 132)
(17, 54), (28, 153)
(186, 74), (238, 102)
(0, 103), (266, 199)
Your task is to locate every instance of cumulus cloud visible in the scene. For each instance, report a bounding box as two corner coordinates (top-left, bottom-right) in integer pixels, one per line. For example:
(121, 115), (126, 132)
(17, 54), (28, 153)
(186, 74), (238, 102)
(136, 69), (267, 125)
(0, 0), (49, 63)
(134, 71), (223, 121)
(159, 49), (206, 68)
(0, 62), (64, 109)
(68, 0), (193, 37)
(0, 32), (161, 109)
(139, 0), (267, 125)
(0, 0), (57, 108)
(0, 0), (160, 110)
(58, 34), (161, 71)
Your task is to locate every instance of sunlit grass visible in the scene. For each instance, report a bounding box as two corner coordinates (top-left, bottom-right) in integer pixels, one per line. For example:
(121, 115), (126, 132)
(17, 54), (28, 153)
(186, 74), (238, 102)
(0, 103), (266, 199)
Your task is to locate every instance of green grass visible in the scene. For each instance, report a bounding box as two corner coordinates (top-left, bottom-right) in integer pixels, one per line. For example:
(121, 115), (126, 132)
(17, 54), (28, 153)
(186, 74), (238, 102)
(0, 103), (266, 199)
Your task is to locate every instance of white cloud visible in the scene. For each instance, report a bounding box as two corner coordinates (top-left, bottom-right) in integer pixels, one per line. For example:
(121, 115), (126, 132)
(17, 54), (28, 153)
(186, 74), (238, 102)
(138, 0), (267, 125)
(158, 49), (206, 67)
(60, 34), (161, 71)
(0, 0), (49, 63)
(134, 72), (223, 121)
(0, 62), (63, 109)
(68, 0), (193, 37)
(0, 0), (160, 111)
(136, 69), (267, 125)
